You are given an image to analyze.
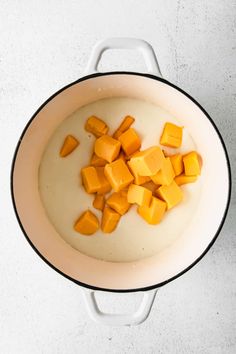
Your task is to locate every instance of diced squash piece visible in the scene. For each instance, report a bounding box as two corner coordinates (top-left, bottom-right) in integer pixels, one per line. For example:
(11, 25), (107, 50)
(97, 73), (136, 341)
(127, 184), (152, 207)
(175, 174), (198, 186)
(94, 135), (121, 163)
(60, 135), (79, 157)
(85, 116), (109, 137)
(93, 194), (105, 211)
(104, 159), (134, 192)
(90, 153), (106, 167)
(74, 210), (99, 235)
(141, 180), (158, 193)
(169, 154), (183, 176)
(101, 207), (121, 233)
(138, 197), (166, 225)
(160, 122), (183, 148)
(183, 151), (201, 176)
(130, 146), (165, 176)
(151, 157), (175, 186)
(118, 128), (141, 156)
(113, 115), (135, 139)
(106, 191), (130, 215)
(81, 166), (101, 194)
(155, 181), (183, 210)
(127, 160), (150, 185)
(96, 167), (112, 195)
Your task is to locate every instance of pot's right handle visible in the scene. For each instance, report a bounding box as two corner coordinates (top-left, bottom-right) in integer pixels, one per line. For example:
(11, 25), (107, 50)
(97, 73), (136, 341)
(82, 288), (157, 326)
(84, 37), (162, 77)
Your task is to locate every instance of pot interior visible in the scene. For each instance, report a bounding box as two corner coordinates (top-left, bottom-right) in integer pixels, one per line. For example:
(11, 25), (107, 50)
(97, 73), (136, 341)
(12, 73), (230, 291)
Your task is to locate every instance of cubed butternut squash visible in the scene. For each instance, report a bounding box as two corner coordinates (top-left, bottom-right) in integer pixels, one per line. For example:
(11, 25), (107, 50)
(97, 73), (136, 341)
(96, 167), (112, 195)
(138, 197), (166, 225)
(93, 194), (105, 211)
(160, 122), (183, 148)
(127, 160), (150, 185)
(130, 146), (165, 176)
(155, 180), (183, 209)
(101, 207), (121, 233)
(94, 135), (121, 163)
(60, 135), (79, 157)
(85, 116), (109, 137)
(90, 153), (107, 167)
(169, 153), (183, 176)
(113, 115), (135, 139)
(104, 159), (134, 192)
(74, 210), (99, 235)
(118, 128), (141, 156)
(106, 191), (130, 215)
(127, 184), (152, 207)
(151, 157), (175, 186)
(175, 174), (198, 186)
(81, 166), (101, 194)
(183, 151), (201, 176)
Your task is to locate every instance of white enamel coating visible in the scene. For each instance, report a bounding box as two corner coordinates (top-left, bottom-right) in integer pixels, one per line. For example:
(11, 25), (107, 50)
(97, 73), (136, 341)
(12, 39), (230, 326)
(82, 289), (157, 326)
(84, 37), (162, 76)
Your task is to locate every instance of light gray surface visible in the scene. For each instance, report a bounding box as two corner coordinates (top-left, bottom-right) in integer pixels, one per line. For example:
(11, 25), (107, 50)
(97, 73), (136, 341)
(0, 0), (235, 353)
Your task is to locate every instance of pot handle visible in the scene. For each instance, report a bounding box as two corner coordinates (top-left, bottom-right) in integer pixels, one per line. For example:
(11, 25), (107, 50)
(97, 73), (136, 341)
(81, 288), (157, 326)
(84, 37), (162, 76)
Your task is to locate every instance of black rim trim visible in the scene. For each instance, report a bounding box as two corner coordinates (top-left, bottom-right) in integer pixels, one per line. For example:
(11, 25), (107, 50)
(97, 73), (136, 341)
(10, 71), (232, 293)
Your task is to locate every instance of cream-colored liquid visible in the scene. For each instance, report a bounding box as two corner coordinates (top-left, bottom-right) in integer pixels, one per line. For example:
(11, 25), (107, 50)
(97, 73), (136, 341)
(39, 97), (201, 262)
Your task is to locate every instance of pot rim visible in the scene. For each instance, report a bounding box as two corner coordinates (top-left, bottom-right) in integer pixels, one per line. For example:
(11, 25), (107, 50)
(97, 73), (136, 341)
(10, 71), (232, 293)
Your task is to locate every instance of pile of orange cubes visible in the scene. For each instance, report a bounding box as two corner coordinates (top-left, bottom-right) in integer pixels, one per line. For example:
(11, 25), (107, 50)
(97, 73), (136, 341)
(59, 115), (202, 236)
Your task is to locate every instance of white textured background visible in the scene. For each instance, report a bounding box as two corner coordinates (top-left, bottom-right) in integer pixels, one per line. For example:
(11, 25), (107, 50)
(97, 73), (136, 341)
(1, 1), (236, 353)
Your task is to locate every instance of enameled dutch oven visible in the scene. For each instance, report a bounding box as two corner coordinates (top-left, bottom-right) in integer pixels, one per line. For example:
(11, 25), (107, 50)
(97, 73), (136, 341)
(11, 38), (231, 326)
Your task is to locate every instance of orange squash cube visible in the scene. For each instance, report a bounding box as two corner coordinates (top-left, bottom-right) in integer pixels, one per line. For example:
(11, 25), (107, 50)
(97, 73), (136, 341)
(106, 191), (130, 215)
(138, 197), (166, 225)
(104, 159), (134, 192)
(127, 184), (152, 207)
(85, 116), (109, 137)
(118, 128), (141, 156)
(113, 115), (135, 139)
(151, 157), (175, 186)
(94, 135), (121, 163)
(81, 166), (101, 194)
(127, 160), (150, 185)
(74, 210), (99, 235)
(93, 194), (105, 211)
(101, 207), (121, 233)
(90, 153), (107, 167)
(155, 180), (183, 209)
(175, 174), (198, 186)
(183, 151), (201, 176)
(60, 135), (79, 157)
(169, 154), (183, 176)
(96, 167), (112, 195)
(160, 122), (183, 148)
(130, 146), (165, 176)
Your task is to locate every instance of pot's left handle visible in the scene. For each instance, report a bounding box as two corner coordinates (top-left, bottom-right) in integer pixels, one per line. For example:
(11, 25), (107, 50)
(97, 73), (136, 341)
(84, 37), (162, 77)
(81, 288), (157, 326)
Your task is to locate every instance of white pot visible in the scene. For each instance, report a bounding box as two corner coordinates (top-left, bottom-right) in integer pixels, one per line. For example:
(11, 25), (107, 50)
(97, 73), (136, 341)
(11, 38), (231, 326)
